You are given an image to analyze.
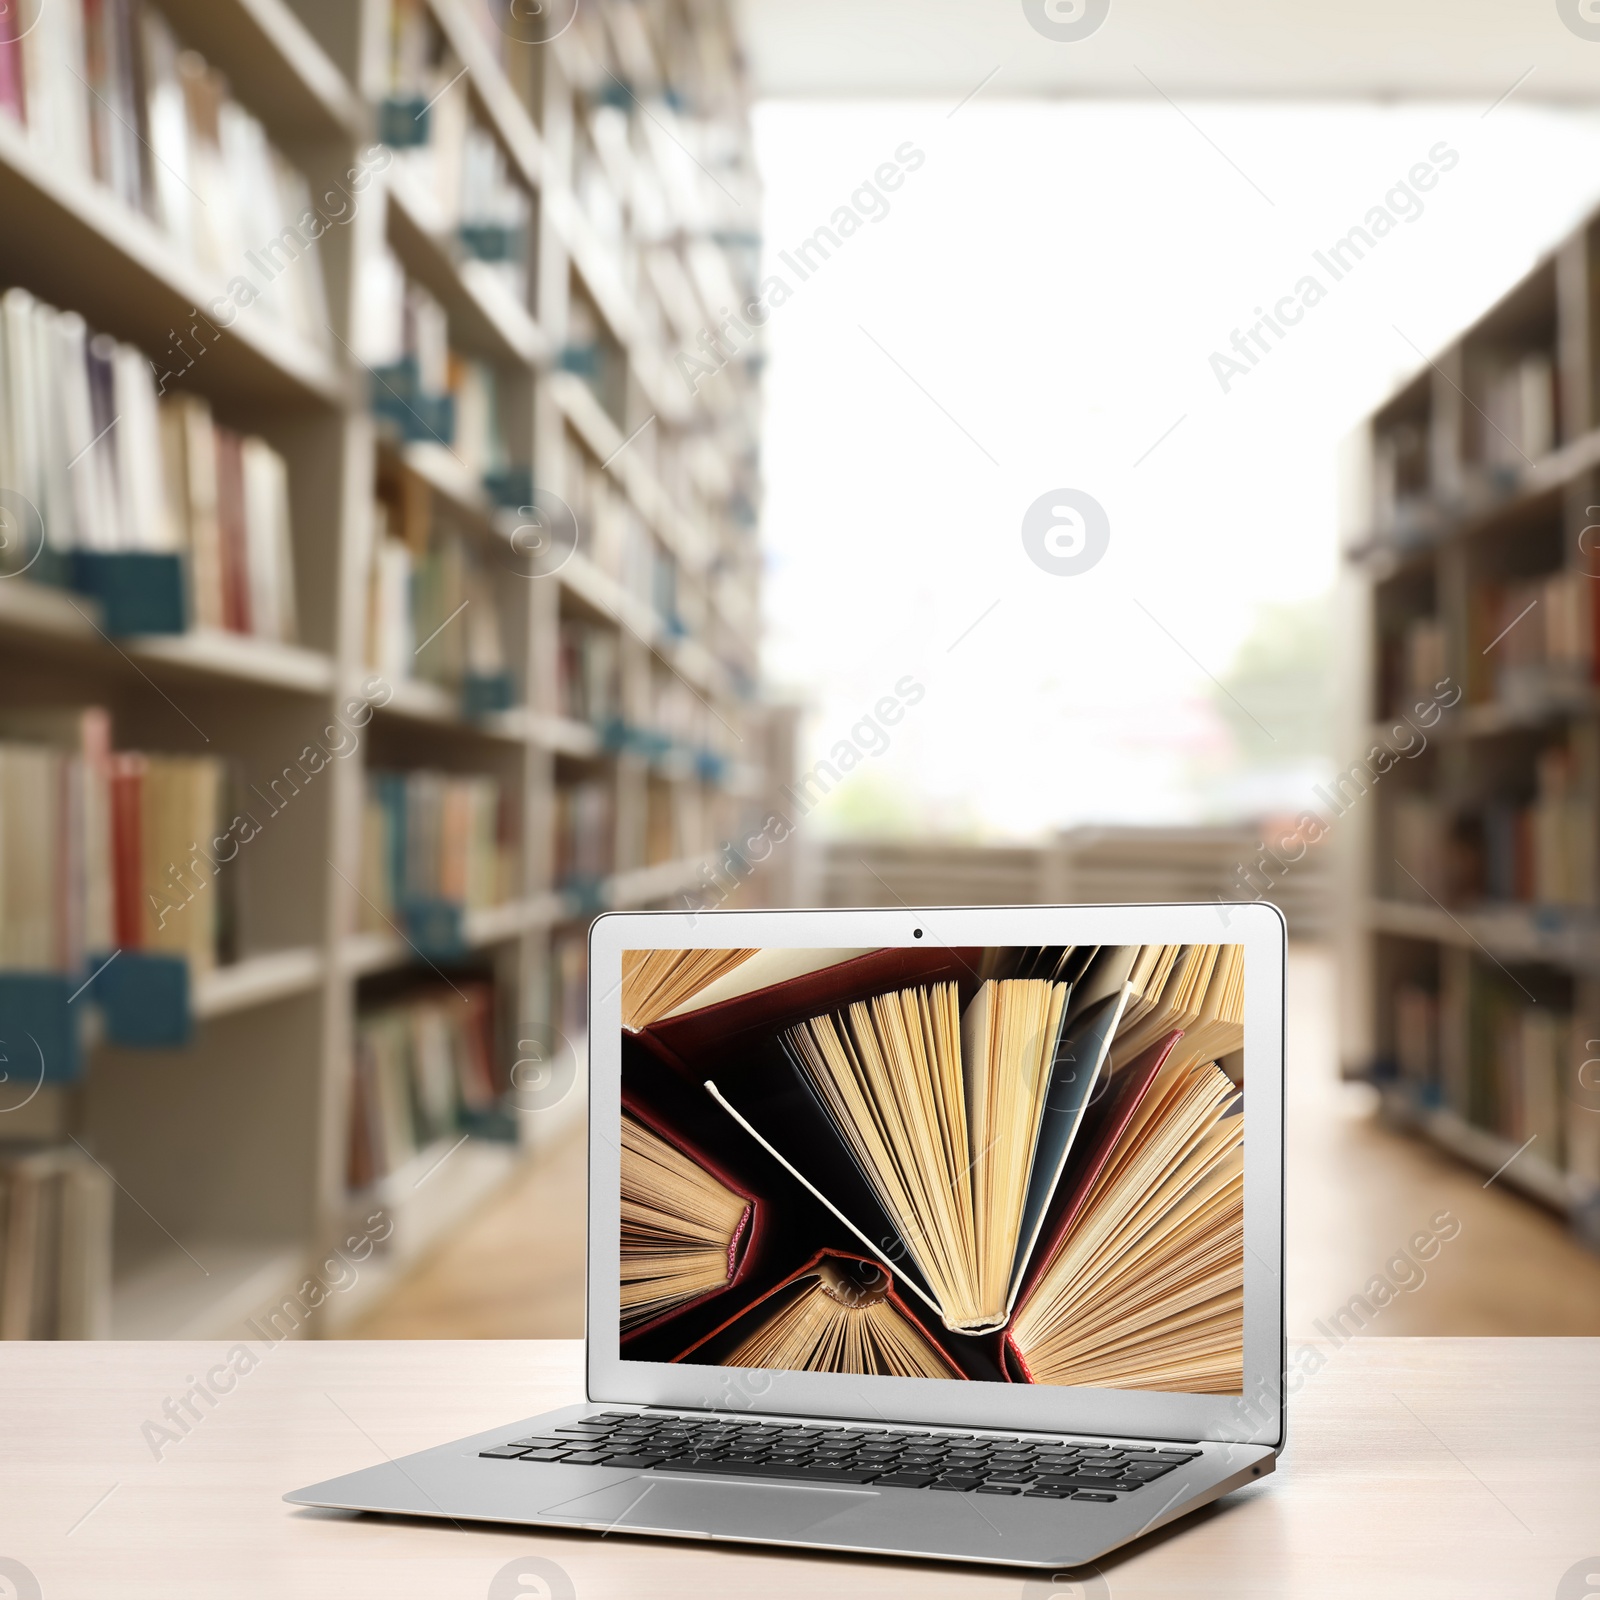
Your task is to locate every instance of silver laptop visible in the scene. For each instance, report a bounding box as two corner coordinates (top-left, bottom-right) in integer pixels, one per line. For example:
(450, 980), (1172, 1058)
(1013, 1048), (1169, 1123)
(288, 904), (1285, 1570)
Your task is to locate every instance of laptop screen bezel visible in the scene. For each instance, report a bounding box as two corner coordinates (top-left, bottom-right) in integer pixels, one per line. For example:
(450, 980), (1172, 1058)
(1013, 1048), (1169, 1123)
(584, 903), (1285, 1448)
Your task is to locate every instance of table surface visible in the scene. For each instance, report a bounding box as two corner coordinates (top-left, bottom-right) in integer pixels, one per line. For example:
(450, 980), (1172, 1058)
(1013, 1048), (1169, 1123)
(2, 1337), (1597, 1599)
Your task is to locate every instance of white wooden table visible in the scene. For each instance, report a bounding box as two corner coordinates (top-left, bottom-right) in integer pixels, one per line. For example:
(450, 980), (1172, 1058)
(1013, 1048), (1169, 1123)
(2, 1338), (1596, 1598)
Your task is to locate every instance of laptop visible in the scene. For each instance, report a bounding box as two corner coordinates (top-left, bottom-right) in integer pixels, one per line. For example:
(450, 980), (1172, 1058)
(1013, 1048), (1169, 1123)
(288, 903), (1285, 1570)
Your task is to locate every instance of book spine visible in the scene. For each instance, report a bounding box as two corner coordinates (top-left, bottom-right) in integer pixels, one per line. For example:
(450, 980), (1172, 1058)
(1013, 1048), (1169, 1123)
(213, 428), (250, 634)
(107, 753), (143, 948)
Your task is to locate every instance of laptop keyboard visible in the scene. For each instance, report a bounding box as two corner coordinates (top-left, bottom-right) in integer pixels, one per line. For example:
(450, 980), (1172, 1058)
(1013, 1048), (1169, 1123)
(479, 1413), (1203, 1500)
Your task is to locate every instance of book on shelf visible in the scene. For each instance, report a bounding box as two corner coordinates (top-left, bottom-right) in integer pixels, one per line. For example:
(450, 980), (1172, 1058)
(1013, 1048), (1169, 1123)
(2, 3), (327, 346)
(554, 779), (613, 888)
(346, 980), (502, 1190)
(162, 395), (299, 641)
(1470, 569), (1600, 709)
(0, 709), (114, 974)
(1478, 349), (1556, 471)
(109, 748), (227, 975)
(1390, 793), (1451, 905)
(1371, 420), (1429, 531)
(1469, 745), (1596, 909)
(558, 620), (621, 729)
(644, 779), (687, 868)
(1383, 615), (1446, 719)
(618, 943), (1245, 1392)
(356, 246), (456, 445)
(358, 254), (523, 486)
(650, 666), (698, 747)
(416, 532), (507, 691)
(359, 769), (515, 932)
(550, 925), (588, 1043)
(0, 288), (298, 638)
(0, 711), (227, 978)
(1530, 747), (1597, 909)
(366, 494), (510, 696)
(450, 357), (514, 489)
(381, 2), (531, 301)
(1463, 970), (1580, 1172)
(1393, 982), (1439, 1088)
(366, 511), (415, 679)
(0, 1143), (113, 1339)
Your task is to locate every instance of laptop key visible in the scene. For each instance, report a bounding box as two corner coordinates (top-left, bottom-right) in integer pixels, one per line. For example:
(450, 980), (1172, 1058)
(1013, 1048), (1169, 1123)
(874, 1472), (938, 1488)
(479, 1446), (530, 1459)
(977, 1485), (1020, 1496)
(1025, 1488), (1075, 1499)
(516, 1450), (571, 1463)
(652, 1458), (881, 1484)
(561, 1452), (612, 1466)
(1076, 1492), (1118, 1502)
(507, 1437), (569, 1449)
(602, 1454), (669, 1469)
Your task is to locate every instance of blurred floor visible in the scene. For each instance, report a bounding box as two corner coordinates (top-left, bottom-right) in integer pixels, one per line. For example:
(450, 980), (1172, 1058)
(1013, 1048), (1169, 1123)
(350, 946), (1600, 1340)
(1284, 946), (1600, 1336)
(349, 1121), (588, 1339)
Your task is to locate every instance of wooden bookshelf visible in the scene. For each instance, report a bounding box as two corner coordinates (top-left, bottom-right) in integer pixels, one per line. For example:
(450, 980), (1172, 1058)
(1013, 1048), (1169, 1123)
(0, 0), (772, 1337)
(1345, 205), (1600, 1251)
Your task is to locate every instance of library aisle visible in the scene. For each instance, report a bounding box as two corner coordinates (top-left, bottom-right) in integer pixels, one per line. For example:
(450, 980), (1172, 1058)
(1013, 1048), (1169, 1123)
(1286, 948), (1600, 1336)
(0, 0), (776, 1343)
(352, 945), (1600, 1340)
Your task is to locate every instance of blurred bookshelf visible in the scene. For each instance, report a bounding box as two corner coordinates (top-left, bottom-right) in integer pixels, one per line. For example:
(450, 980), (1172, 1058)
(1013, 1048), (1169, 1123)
(1344, 205), (1600, 1249)
(0, 0), (773, 1337)
(816, 829), (1333, 933)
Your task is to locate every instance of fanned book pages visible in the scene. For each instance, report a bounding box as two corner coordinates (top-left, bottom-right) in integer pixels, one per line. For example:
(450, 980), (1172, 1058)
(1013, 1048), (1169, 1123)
(620, 941), (1246, 1394)
(713, 1257), (959, 1379)
(621, 948), (759, 1031)
(1112, 944), (1227, 1069)
(781, 978), (1071, 1334)
(1007, 1057), (1244, 1393)
(1163, 944), (1246, 1074)
(620, 1114), (752, 1331)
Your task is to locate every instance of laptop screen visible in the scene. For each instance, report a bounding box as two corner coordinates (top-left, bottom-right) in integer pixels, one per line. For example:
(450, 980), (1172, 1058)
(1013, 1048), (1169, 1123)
(617, 943), (1244, 1397)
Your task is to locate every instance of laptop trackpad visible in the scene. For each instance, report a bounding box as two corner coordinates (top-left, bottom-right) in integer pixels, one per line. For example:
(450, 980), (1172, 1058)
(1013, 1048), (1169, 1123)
(540, 1475), (876, 1539)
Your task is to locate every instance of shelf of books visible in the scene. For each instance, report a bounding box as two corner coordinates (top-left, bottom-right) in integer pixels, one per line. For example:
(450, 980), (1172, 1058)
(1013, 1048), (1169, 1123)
(1345, 202), (1600, 1251)
(0, 0), (775, 1339)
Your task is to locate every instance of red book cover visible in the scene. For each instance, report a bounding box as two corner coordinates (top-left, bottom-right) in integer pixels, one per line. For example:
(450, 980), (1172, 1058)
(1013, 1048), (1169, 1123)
(640, 947), (984, 1076)
(620, 1086), (766, 1347)
(107, 752), (146, 949)
(214, 429), (251, 635)
(1002, 1029), (1185, 1383)
(455, 984), (498, 1108)
(672, 1247), (966, 1379)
